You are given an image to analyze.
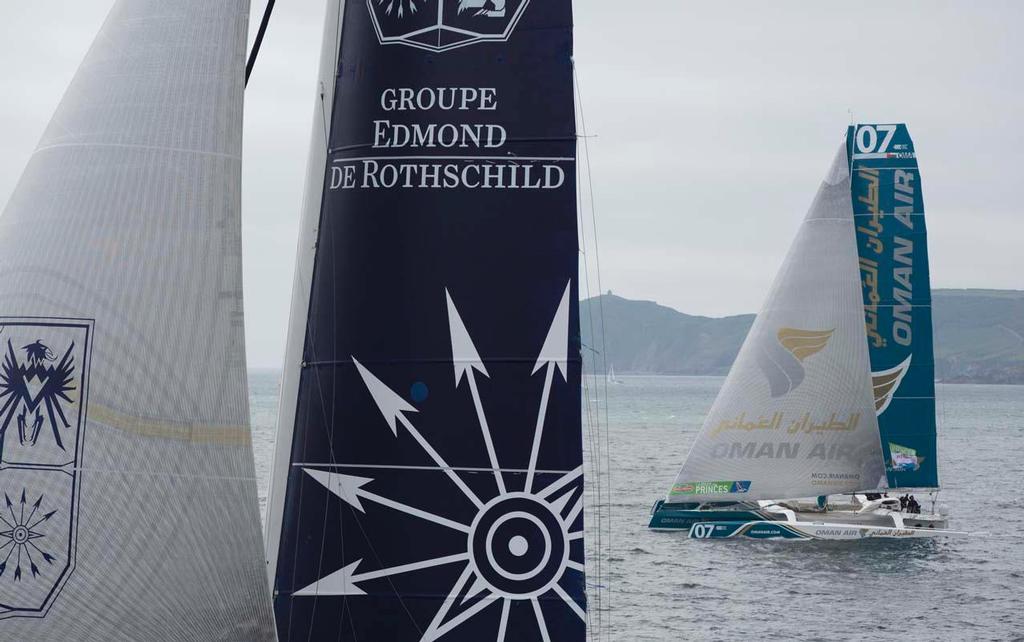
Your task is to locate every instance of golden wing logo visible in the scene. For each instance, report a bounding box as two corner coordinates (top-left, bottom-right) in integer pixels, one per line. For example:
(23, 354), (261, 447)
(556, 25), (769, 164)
(871, 355), (912, 415)
(756, 328), (834, 398)
(777, 328), (835, 361)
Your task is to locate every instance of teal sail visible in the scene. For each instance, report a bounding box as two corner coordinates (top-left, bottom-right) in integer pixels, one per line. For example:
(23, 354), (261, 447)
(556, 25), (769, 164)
(848, 124), (938, 489)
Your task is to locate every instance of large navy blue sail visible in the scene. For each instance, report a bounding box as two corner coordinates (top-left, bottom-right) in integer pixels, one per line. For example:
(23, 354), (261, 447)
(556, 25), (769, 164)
(265, 2), (584, 640)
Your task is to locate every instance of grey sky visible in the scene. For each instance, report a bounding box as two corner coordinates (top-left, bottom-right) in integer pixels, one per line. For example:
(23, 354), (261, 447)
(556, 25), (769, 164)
(1, 2), (1021, 367)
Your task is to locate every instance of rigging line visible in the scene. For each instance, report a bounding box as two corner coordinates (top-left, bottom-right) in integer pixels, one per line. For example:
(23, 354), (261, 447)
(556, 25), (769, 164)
(579, 351), (599, 638)
(328, 6), (350, 639)
(575, 105), (606, 642)
(575, 60), (613, 641)
(245, 0), (277, 88)
(320, 90), (331, 151)
(278, 4), (336, 637)
(575, 127), (601, 639)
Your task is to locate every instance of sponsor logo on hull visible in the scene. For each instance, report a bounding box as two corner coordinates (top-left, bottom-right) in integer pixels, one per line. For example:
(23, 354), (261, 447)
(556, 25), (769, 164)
(0, 318), (92, 620)
(670, 480), (751, 497)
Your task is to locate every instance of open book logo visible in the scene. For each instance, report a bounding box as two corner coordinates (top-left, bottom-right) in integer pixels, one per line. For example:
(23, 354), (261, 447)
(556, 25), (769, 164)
(0, 319), (92, 621)
(368, 0), (530, 52)
(756, 328), (834, 398)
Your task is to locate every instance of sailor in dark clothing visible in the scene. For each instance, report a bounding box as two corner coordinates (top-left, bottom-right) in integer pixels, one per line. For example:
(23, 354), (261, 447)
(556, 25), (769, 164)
(907, 495), (921, 514)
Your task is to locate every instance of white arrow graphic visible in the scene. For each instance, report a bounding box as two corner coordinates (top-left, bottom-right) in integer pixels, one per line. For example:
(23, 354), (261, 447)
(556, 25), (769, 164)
(446, 289), (506, 494)
(353, 357), (484, 509)
(525, 281), (572, 492)
(294, 553), (469, 597)
(421, 563), (504, 642)
(303, 468), (471, 533)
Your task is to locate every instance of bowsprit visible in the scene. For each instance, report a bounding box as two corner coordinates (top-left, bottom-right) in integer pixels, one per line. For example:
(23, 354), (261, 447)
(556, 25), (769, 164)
(367, 0), (531, 52)
(0, 318), (92, 620)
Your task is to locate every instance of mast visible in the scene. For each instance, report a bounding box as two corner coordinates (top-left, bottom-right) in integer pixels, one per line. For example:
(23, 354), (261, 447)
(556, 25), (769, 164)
(266, 1), (585, 640)
(0, 1), (274, 637)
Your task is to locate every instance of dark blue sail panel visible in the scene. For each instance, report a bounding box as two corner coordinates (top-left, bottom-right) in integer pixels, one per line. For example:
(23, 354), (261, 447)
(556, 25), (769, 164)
(272, 2), (584, 641)
(848, 124), (938, 489)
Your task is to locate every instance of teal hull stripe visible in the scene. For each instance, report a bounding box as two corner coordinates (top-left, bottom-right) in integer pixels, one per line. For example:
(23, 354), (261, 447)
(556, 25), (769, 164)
(847, 124), (938, 489)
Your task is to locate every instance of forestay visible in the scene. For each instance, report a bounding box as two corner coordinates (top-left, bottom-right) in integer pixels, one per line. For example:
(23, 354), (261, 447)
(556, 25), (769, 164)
(0, 1), (274, 638)
(667, 145), (887, 503)
(264, 1), (587, 641)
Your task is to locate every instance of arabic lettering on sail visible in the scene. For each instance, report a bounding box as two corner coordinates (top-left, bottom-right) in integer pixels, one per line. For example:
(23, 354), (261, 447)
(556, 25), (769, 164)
(711, 411), (861, 437)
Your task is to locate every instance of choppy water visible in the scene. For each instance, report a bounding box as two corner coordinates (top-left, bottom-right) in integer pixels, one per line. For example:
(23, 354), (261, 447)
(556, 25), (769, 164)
(250, 372), (1024, 641)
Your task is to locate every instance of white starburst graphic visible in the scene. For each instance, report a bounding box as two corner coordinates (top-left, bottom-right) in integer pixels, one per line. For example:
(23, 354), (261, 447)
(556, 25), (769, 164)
(377, 0), (423, 19)
(295, 282), (585, 641)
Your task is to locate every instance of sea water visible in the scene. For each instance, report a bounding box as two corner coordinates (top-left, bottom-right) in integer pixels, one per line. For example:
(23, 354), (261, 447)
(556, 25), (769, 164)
(249, 372), (1024, 641)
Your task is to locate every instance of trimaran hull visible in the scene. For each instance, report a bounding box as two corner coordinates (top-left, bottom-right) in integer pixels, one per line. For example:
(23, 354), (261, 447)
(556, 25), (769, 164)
(649, 500), (964, 540)
(669, 520), (966, 541)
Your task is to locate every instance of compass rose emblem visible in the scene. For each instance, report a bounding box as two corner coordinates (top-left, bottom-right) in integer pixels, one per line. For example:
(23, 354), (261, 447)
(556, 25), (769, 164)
(296, 283), (585, 641)
(0, 489), (57, 582)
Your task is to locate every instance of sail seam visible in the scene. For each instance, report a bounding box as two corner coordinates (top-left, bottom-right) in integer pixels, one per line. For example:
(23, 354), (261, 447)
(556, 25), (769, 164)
(291, 462), (580, 474)
(32, 142), (241, 161)
(70, 468), (259, 481)
(329, 154), (574, 162)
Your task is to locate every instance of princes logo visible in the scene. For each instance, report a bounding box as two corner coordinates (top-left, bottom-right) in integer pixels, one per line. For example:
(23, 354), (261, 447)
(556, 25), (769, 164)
(368, 0), (530, 52)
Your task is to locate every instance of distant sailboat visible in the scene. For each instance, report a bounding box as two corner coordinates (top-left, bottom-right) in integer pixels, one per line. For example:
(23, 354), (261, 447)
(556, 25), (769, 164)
(0, 0), (274, 637)
(263, 1), (588, 639)
(649, 125), (961, 540)
(606, 363), (623, 384)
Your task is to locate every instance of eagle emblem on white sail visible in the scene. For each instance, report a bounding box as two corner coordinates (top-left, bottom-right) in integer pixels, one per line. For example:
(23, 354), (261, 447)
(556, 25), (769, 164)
(367, 0), (530, 52)
(296, 284), (585, 641)
(0, 319), (91, 620)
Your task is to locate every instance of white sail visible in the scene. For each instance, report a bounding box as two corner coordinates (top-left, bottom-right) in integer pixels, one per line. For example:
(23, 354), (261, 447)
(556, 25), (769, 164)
(263, 0), (343, 589)
(668, 145), (886, 503)
(0, 1), (274, 637)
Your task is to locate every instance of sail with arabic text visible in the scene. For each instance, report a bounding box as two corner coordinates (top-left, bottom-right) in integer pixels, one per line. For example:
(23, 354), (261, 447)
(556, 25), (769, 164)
(849, 123), (938, 489)
(665, 144), (887, 503)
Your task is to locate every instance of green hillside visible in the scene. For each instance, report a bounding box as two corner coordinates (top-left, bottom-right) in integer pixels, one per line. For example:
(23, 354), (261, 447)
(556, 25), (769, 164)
(580, 289), (1024, 384)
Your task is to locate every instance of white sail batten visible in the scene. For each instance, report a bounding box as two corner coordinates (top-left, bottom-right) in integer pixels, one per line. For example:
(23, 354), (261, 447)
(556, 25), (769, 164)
(668, 145), (886, 503)
(0, 1), (274, 637)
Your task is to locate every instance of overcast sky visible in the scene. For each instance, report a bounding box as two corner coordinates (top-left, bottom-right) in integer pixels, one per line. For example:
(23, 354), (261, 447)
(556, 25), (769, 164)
(1, 2), (1021, 367)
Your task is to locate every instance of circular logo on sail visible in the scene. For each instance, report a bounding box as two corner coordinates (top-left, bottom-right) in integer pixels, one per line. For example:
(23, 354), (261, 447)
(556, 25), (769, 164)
(367, 0), (530, 52)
